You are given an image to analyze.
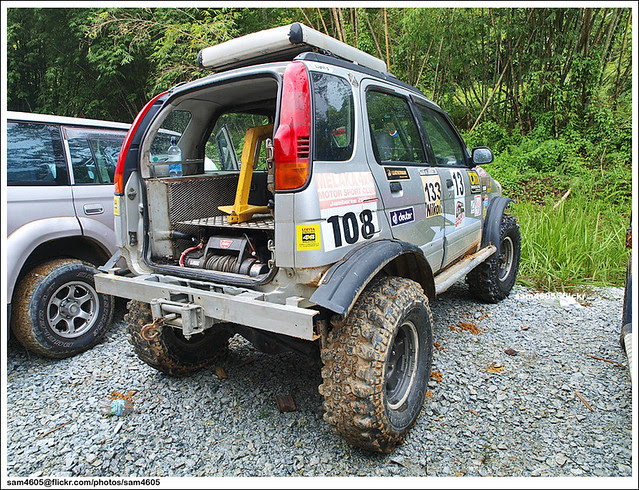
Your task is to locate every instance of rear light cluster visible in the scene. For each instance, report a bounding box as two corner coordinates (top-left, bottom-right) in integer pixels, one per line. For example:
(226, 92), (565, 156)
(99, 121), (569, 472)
(274, 62), (311, 191)
(114, 91), (167, 195)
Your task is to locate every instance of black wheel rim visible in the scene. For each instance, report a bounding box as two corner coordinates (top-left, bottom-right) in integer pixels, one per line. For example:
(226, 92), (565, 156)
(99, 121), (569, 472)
(385, 320), (419, 410)
(498, 236), (514, 281)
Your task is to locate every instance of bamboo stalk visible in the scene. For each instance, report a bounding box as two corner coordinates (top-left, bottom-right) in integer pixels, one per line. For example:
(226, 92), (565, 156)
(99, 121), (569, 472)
(470, 61), (509, 132)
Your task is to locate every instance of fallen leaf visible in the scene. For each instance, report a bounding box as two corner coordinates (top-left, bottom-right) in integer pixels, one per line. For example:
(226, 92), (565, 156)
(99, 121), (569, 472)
(430, 371), (442, 383)
(457, 322), (484, 334)
(487, 362), (504, 373)
(215, 367), (228, 379)
(275, 394), (296, 412)
(433, 341), (443, 350)
(425, 391), (433, 398)
(504, 348), (518, 356)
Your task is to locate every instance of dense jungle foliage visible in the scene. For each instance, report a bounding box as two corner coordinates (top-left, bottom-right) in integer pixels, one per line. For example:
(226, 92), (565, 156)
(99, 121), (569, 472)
(6, 7), (633, 290)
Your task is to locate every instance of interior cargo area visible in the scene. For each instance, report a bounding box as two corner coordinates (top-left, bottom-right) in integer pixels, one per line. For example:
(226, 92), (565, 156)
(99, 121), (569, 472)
(139, 74), (280, 281)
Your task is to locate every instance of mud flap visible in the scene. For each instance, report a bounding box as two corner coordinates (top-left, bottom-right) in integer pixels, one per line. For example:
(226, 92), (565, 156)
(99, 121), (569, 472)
(482, 196), (514, 257)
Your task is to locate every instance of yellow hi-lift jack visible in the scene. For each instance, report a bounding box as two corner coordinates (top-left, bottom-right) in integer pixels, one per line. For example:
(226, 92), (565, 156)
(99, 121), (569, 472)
(218, 124), (273, 223)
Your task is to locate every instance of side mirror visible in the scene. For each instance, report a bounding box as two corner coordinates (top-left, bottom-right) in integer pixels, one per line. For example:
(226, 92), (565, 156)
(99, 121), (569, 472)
(471, 147), (494, 165)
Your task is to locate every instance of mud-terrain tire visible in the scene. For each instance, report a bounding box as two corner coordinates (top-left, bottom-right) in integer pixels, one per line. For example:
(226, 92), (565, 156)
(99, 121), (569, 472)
(11, 258), (114, 358)
(467, 213), (521, 303)
(319, 276), (433, 453)
(126, 300), (231, 376)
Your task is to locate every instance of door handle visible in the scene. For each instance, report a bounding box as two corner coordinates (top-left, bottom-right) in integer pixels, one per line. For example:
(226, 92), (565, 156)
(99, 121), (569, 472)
(83, 203), (104, 215)
(446, 179), (454, 188)
(389, 182), (402, 193)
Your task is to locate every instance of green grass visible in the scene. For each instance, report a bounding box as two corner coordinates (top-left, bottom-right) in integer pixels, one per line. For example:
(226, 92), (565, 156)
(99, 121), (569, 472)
(511, 193), (629, 292)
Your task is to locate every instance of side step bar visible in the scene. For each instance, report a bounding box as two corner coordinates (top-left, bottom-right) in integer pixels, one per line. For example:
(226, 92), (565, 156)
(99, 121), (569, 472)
(434, 245), (496, 296)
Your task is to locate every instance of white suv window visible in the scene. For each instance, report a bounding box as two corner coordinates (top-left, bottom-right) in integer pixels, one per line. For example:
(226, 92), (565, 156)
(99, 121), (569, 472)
(65, 127), (126, 184)
(7, 121), (68, 186)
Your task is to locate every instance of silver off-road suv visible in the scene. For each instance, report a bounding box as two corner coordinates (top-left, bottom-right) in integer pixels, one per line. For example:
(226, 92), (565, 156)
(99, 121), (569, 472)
(96, 23), (521, 452)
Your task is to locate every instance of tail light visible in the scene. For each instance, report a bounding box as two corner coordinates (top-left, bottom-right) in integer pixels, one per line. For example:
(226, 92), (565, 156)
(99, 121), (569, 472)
(114, 92), (167, 195)
(274, 62), (311, 191)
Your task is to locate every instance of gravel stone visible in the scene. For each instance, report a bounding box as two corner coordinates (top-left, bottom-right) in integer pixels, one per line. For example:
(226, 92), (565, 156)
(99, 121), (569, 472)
(5, 285), (633, 477)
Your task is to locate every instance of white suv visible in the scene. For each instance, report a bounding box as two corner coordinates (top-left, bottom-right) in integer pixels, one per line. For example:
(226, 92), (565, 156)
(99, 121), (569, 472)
(6, 111), (129, 358)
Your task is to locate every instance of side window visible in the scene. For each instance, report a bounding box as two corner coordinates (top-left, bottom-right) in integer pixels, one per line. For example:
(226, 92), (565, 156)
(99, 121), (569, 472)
(416, 104), (466, 167)
(65, 127), (126, 184)
(6, 121), (68, 186)
(206, 113), (271, 171)
(312, 72), (354, 161)
(365, 90), (426, 164)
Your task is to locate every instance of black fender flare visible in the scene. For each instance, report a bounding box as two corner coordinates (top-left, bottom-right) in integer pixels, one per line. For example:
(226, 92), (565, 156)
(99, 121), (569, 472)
(482, 196), (514, 256)
(309, 239), (435, 318)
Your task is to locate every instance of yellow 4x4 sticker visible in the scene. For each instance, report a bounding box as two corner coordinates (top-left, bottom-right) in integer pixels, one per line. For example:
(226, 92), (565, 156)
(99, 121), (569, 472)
(468, 170), (481, 194)
(296, 224), (321, 251)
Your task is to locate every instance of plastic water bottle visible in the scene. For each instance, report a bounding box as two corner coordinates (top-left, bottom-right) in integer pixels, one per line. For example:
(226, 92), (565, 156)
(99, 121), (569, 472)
(167, 136), (183, 177)
(101, 399), (134, 417)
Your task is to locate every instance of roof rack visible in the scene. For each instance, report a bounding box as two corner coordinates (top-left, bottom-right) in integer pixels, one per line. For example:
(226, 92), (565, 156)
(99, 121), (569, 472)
(197, 23), (387, 74)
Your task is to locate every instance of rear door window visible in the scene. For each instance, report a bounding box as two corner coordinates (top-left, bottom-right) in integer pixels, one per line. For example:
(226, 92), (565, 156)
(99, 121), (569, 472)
(65, 127), (126, 184)
(365, 90), (426, 164)
(312, 72), (354, 161)
(7, 121), (68, 186)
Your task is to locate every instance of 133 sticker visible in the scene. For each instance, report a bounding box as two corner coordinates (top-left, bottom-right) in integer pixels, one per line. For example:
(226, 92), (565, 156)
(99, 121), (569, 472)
(421, 174), (443, 218)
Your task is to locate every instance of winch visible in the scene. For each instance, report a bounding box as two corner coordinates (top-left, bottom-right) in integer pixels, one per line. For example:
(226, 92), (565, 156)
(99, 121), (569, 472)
(180, 235), (268, 277)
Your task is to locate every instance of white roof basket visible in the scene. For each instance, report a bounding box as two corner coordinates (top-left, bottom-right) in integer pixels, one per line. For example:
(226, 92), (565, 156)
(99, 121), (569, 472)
(198, 23), (387, 74)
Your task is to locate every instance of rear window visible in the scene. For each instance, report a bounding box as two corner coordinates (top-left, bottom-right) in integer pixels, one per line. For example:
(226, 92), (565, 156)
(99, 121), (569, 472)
(312, 72), (354, 161)
(7, 121), (68, 186)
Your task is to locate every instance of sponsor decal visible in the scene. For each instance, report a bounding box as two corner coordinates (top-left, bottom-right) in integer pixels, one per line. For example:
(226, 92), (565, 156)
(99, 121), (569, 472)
(316, 172), (377, 210)
(455, 198), (465, 227)
(113, 196), (120, 216)
(296, 224), (322, 251)
(316, 172), (379, 250)
(389, 207), (415, 227)
(220, 239), (233, 249)
(473, 195), (482, 217)
(421, 174), (443, 218)
(384, 167), (410, 180)
(468, 170), (481, 193)
(309, 62), (333, 73)
(483, 195), (489, 218)
(476, 166), (488, 177)
(419, 167), (437, 176)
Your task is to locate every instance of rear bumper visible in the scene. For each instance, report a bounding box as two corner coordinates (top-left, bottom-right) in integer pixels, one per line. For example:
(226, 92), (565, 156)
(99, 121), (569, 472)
(95, 272), (318, 340)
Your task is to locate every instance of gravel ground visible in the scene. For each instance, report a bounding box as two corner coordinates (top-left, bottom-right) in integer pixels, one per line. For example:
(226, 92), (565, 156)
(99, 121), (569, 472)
(4, 283), (633, 478)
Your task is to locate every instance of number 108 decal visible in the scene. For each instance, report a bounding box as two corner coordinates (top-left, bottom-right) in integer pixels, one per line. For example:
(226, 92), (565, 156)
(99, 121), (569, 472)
(326, 209), (376, 248)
